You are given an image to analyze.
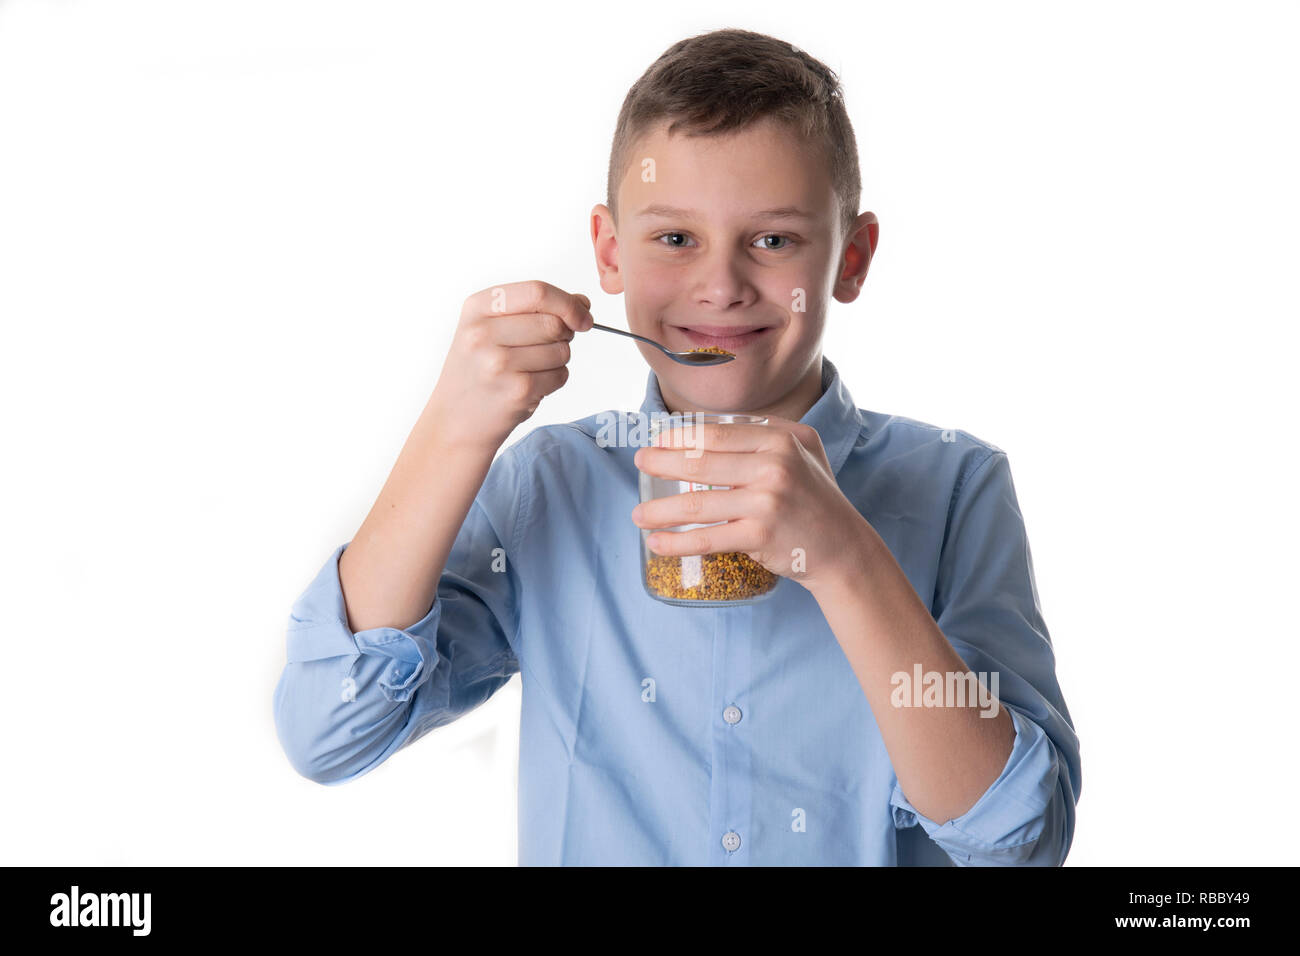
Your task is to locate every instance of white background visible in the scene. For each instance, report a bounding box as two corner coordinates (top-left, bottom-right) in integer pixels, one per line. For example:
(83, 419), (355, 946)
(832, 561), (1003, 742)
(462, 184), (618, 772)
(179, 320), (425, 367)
(1, 0), (1295, 865)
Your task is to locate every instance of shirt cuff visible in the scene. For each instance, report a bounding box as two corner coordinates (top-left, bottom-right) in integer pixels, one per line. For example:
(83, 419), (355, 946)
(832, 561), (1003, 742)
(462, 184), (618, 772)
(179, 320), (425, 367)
(284, 543), (442, 703)
(889, 705), (1059, 864)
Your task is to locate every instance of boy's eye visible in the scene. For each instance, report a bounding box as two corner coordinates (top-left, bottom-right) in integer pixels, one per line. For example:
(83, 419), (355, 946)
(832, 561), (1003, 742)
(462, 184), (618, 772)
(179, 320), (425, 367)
(651, 232), (795, 251)
(655, 232), (692, 248)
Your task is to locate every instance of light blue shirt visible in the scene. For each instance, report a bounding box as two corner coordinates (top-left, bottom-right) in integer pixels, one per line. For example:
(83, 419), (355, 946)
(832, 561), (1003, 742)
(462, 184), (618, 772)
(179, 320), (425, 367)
(273, 356), (1081, 865)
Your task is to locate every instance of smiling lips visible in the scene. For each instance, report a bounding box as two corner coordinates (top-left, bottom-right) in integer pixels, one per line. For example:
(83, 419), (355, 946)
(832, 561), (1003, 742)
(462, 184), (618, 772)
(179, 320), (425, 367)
(675, 324), (773, 351)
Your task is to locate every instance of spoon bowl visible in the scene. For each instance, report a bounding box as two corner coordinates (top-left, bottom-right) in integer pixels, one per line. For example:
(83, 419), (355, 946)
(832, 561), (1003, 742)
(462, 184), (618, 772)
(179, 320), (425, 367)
(591, 322), (735, 366)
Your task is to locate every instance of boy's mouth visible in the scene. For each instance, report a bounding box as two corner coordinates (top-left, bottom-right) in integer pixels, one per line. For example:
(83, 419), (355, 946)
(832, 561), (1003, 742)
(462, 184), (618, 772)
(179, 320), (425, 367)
(673, 323), (774, 351)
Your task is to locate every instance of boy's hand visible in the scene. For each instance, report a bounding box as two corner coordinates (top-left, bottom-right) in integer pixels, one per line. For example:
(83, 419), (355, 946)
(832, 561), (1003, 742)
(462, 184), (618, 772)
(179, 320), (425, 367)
(431, 280), (593, 449)
(630, 417), (873, 594)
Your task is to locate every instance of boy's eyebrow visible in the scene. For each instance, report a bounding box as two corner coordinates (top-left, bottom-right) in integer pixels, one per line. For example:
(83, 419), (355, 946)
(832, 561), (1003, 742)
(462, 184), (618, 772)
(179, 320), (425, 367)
(635, 203), (815, 221)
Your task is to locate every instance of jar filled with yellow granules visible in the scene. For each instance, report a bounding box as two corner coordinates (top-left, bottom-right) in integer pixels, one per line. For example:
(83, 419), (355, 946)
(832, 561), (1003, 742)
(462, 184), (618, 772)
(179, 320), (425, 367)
(638, 412), (780, 607)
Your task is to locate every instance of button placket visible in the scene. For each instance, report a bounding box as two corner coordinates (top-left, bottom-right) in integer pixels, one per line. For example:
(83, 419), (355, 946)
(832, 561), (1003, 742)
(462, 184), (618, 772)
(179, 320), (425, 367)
(706, 605), (754, 864)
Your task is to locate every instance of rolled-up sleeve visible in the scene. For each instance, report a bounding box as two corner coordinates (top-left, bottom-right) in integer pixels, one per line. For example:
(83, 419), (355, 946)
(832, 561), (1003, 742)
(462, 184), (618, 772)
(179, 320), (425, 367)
(273, 441), (531, 786)
(890, 449), (1082, 866)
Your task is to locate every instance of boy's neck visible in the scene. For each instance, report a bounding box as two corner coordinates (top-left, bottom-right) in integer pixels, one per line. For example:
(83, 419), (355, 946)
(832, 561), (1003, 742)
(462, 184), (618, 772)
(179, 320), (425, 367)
(657, 353), (827, 423)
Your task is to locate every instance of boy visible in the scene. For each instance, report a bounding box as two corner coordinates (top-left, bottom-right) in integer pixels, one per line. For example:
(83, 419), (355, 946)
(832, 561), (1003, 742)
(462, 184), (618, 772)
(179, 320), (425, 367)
(273, 28), (1080, 866)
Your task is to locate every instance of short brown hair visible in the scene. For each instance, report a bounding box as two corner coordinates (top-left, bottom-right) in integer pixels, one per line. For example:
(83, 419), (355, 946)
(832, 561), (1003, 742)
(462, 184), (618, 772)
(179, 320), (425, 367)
(606, 28), (861, 241)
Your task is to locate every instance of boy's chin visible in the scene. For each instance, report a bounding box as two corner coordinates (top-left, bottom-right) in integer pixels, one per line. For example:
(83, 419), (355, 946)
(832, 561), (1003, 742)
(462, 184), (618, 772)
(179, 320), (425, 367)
(662, 378), (765, 415)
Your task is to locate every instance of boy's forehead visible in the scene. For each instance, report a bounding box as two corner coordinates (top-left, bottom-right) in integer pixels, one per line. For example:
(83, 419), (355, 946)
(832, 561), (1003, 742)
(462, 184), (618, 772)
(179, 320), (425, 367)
(620, 118), (834, 224)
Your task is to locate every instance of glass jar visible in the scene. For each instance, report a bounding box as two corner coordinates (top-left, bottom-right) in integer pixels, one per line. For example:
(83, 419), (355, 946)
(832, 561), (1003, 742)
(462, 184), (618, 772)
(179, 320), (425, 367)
(638, 412), (781, 607)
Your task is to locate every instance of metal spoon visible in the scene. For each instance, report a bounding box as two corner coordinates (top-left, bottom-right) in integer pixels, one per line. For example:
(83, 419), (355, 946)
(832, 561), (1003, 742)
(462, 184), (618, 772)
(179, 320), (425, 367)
(590, 322), (735, 365)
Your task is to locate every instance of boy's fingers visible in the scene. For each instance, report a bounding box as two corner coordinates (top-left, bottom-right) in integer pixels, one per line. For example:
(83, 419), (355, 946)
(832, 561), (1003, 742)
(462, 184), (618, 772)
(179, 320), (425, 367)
(651, 421), (769, 453)
(570, 292), (594, 330)
(467, 280), (593, 333)
(507, 340), (573, 372)
(749, 416), (826, 455)
(635, 445), (765, 486)
(652, 418), (823, 456)
(476, 312), (575, 346)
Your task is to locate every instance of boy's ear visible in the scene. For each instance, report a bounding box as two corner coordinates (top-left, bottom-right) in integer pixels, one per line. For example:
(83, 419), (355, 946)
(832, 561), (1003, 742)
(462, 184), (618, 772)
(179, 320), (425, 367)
(590, 203), (625, 295)
(833, 211), (879, 304)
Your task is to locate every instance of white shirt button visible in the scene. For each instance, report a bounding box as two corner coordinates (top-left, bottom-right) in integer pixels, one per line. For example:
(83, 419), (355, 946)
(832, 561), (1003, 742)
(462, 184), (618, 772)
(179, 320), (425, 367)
(721, 830), (741, 852)
(723, 705), (742, 725)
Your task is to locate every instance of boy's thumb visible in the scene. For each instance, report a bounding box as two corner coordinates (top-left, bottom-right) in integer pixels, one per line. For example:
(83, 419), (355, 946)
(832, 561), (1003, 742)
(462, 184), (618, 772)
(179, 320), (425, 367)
(576, 293), (591, 309)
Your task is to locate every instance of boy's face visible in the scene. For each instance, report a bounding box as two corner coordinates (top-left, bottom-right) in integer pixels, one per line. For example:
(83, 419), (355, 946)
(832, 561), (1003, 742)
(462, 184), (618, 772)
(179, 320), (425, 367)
(591, 115), (877, 417)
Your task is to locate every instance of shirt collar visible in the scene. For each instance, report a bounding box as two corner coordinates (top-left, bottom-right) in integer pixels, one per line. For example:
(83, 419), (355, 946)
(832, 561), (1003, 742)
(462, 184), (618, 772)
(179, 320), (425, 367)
(636, 355), (864, 476)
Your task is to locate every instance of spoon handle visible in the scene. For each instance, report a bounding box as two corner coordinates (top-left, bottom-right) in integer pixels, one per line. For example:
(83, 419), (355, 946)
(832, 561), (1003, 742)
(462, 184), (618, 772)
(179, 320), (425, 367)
(591, 322), (665, 353)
